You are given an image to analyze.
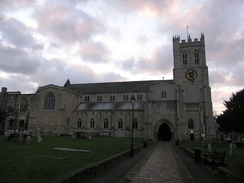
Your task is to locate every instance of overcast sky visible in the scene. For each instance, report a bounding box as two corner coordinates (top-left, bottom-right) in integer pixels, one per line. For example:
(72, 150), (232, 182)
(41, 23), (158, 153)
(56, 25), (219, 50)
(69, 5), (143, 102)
(0, 0), (243, 114)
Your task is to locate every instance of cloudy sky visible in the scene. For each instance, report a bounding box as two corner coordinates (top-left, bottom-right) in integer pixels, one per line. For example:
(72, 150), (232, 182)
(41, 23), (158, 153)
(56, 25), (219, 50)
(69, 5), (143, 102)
(0, 0), (243, 114)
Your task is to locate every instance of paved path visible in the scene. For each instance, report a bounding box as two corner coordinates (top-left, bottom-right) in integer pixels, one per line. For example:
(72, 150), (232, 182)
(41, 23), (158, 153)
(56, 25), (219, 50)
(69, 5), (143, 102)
(88, 142), (220, 183)
(120, 142), (194, 183)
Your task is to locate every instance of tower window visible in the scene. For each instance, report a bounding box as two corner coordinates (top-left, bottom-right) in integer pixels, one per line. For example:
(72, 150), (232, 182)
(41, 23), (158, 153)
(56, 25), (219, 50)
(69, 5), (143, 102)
(183, 52), (187, 65)
(194, 51), (199, 64)
(44, 92), (55, 110)
(162, 91), (167, 98)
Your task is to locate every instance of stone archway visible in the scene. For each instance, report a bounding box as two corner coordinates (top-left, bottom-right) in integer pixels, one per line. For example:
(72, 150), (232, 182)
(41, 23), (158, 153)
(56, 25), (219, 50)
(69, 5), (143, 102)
(158, 123), (171, 141)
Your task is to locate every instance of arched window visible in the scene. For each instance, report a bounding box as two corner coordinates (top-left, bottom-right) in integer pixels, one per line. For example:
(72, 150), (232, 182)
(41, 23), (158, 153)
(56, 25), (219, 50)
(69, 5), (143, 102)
(182, 52), (187, 65)
(20, 98), (27, 112)
(44, 92), (55, 110)
(19, 120), (25, 128)
(188, 119), (194, 129)
(90, 118), (95, 128)
(194, 51), (199, 64)
(77, 119), (82, 128)
(118, 118), (123, 129)
(104, 118), (109, 128)
(133, 118), (138, 129)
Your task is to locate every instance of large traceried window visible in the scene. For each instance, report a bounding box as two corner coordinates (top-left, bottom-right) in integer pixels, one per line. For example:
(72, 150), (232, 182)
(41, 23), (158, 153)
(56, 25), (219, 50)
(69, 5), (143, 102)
(44, 92), (55, 110)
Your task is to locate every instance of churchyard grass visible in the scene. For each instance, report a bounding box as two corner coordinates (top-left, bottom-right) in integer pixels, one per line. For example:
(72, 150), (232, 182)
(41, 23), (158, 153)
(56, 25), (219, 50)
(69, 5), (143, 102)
(0, 136), (142, 183)
(181, 141), (244, 178)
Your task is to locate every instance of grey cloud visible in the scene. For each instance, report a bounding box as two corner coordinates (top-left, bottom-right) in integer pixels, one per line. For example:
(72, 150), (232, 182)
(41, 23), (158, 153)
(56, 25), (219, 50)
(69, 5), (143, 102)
(0, 17), (37, 48)
(34, 1), (105, 44)
(79, 41), (111, 63)
(0, 44), (40, 74)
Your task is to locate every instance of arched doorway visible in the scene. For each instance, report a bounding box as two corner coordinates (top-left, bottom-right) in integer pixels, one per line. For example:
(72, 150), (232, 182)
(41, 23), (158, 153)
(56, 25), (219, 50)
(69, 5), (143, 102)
(158, 123), (171, 141)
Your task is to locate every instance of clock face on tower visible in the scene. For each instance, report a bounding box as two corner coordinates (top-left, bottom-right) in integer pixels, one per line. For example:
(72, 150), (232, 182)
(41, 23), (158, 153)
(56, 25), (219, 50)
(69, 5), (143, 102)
(185, 69), (197, 80)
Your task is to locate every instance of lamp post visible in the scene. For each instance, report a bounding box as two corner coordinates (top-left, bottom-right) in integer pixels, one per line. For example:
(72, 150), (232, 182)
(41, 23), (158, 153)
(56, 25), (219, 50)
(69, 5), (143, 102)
(130, 96), (135, 157)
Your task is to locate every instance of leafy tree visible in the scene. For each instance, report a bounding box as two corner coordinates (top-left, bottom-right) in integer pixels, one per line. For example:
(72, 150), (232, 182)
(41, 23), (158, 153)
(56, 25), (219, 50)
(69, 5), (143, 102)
(216, 89), (244, 133)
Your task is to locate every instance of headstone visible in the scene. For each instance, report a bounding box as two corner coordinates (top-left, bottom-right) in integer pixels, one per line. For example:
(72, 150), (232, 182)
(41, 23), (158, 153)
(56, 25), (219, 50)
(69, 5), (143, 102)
(208, 143), (211, 152)
(26, 136), (32, 144)
(229, 143), (233, 156)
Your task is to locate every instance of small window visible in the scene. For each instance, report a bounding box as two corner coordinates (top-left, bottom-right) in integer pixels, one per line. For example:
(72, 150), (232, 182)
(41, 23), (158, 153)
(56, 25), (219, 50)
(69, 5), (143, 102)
(118, 119), (123, 129)
(162, 91), (167, 98)
(137, 94), (143, 101)
(85, 96), (90, 102)
(44, 92), (55, 110)
(123, 95), (128, 101)
(194, 51), (199, 64)
(183, 52), (187, 65)
(77, 119), (82, 128)
(133, 118), (138, 129)
(188, 119), (194, 129)
(90, 118), (95, 128)
(104, 118), (109, 128)
(97, 96), (102, 101)
(110, 95), (115, 101)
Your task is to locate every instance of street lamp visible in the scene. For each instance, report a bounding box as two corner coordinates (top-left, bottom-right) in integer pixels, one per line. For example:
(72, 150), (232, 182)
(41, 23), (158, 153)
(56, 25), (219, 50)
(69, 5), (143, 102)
(130, 96), (135, 157)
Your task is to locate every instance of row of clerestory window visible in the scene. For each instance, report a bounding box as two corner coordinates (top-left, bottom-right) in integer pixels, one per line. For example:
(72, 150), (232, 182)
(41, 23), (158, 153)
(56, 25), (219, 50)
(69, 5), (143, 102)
(182, 51), (199, 65)
(77, 118), (138, 129)
(43, 92), (144, 111)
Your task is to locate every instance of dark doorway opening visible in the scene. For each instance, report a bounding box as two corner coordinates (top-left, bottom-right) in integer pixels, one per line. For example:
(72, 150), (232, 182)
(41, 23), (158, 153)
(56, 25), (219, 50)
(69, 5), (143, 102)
(158, 123), (171, 141)
(190, 133), (194, 141)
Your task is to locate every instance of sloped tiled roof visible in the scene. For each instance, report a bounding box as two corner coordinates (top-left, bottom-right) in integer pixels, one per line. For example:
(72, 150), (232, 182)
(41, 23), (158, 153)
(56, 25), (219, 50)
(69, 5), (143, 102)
(65, 80), (173, 94)
(76, 101), (144, 111)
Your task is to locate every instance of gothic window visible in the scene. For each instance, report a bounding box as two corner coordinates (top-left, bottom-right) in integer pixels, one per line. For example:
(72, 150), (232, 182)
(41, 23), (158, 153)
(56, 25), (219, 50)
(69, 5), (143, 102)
(77, 119), (82, 128)
(90, 118), (95, 128)
(118, 118), (123, 129)
(162, 91), (167, 98)
(9, 119), (14, 128)
(19, 120), (25, 128)
(183, 52), (187, 65)
(20, 98), (27, 112)
(133, 118), (138, 129)
(188, 119), (194, 129)
(44, 92), (55, 110)
(194, 51), (199, 64)
(104, 118), (109, 128)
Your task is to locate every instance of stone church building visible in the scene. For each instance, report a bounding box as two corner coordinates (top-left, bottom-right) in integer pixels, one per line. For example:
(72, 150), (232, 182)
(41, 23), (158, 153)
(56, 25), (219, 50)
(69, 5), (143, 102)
(0, 33), (216, 141)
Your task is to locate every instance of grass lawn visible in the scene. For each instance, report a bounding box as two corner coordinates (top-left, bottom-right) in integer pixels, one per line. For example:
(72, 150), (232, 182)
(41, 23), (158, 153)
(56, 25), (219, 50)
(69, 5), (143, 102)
(181, 141), (244, 178)
(0, 136), (142, 183)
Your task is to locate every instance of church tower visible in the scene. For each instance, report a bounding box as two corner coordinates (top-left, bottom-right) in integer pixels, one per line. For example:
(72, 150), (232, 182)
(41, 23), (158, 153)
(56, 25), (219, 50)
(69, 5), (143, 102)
(173, 33), (215, 140)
